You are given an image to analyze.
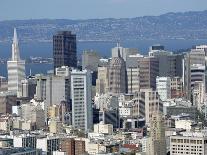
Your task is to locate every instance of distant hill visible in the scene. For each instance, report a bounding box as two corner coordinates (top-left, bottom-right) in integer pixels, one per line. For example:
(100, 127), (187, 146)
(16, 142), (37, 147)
(1, 10), (207, 42)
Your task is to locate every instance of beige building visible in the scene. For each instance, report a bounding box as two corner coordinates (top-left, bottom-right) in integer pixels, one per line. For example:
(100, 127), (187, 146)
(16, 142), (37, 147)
(20, 102), (45, 129)
(139, 89), (163, 125)
(94, 122), (113, 135)
(183, 48), (206, 100)
(138, 57), (159, 90)
(147, 113), (166, 155)
(49, 119), (63, 134)
(170, 131), (207, 155)
(109, 51), (126, 94)
(96, 67), (109, 95)
(82, 50), (100, 72)
(170, 76), (183, 98)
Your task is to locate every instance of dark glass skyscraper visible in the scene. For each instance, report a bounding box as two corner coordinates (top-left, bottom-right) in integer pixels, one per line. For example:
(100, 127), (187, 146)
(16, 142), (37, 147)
(53, 31), (77, 70)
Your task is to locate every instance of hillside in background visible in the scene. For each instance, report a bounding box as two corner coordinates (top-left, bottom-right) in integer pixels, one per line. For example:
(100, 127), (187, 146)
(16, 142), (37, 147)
(1, 10), (207, 42)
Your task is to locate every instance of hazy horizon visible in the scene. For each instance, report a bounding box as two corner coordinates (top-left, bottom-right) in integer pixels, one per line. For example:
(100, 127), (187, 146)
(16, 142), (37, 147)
(1, 0), (207, 20)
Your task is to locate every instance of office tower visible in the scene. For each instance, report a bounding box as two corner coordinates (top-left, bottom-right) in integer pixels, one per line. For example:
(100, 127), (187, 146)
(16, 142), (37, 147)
(35, 74), (47, 101)
(149, 44), (165, 57)
(82, 50), (100, 86)
(126, 54), (143, 94)
(192, 81), (205, 111)
(109, 49), (126, 94)
(53, 31), (77, 70)
(147, 113), (166, 155)
(170, 77), (183, 98)
(138, 57), (159, 90)
(20, 78), (36, 99)
(0, 76), (7, 92)
(82, 50), (100, 72)
(46, 75), (70, 106)
(0, 92), (17, 114)
(96, 67), (109, 95)
(183, 49), (206, 100)
(152, 51), (183, 77)
(139, 89), (163, 125)
(112, 43), (138, 61)
(7, 28), (25, 96)
(156, 77), (171, 101)
(170, 131), (207, 155)
(71, 69), (92, 132)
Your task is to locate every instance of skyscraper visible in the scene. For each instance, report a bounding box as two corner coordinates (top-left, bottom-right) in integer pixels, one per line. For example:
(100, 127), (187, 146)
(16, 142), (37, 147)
(147, 113), (166, 155)
(53, 31), (77, 71)
(71, 69), (93, 132)
(7, 28), (25, 96)
(138, 57), (159, 90)
(109, 48), (126, 94)
(96, 67), (109, 95)
(183, 49), (206, 100)
(156, 77), (171, 101)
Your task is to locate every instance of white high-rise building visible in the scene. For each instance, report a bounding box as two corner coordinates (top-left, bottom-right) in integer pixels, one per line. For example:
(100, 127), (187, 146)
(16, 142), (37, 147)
(156, 77), (171, 101)
(7, 28), (25, 96)
(71, 69), (92, 132)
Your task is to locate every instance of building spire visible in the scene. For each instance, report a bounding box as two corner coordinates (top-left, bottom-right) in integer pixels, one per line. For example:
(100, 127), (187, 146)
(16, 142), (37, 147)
(12, 28), (20, 61)
(13, 28), (18, 44)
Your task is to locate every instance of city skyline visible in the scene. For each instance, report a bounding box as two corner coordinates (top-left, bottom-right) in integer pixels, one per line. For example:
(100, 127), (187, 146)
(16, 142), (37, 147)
(0, 0), (207, 20)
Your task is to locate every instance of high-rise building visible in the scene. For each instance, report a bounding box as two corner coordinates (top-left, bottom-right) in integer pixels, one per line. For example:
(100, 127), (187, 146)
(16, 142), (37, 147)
(138, 57), (159, 90)
(148, 44), (165, 57)
(82, 50), (100, 86)
(46, 75), (70, 106)
(126, 54), (143, 94)
(82, 50), (100, 72)
(0, 92), (17, 114)
(170, 77), (183, 98)
(71, 69), (93, 132)
(20, 78), (36, 99)
(109, 49), (126, 94)
(139, 89), (163, 125)
(183, 49), (206, 100)
(7, 28), (25, 96)
(53, 31), (77, 70)
(96, 67), (109, 95)
(35, 74), (47, 101)
(112, 43), (138, 61)
(0, 76), (7, 92)
(156, 77), (171, 101)
(147, 113), (166, 155)
(192, 81), (205, 111)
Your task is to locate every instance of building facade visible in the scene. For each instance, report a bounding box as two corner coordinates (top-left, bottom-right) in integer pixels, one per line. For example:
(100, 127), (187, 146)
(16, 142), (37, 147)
(7, 28), (25, 96)
(71, 70), (93, 132)
(53, 31), (77, 70)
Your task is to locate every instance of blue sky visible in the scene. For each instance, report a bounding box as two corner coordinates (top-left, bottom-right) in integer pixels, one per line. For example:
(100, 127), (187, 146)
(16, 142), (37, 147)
(1, 0), (207, 20)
